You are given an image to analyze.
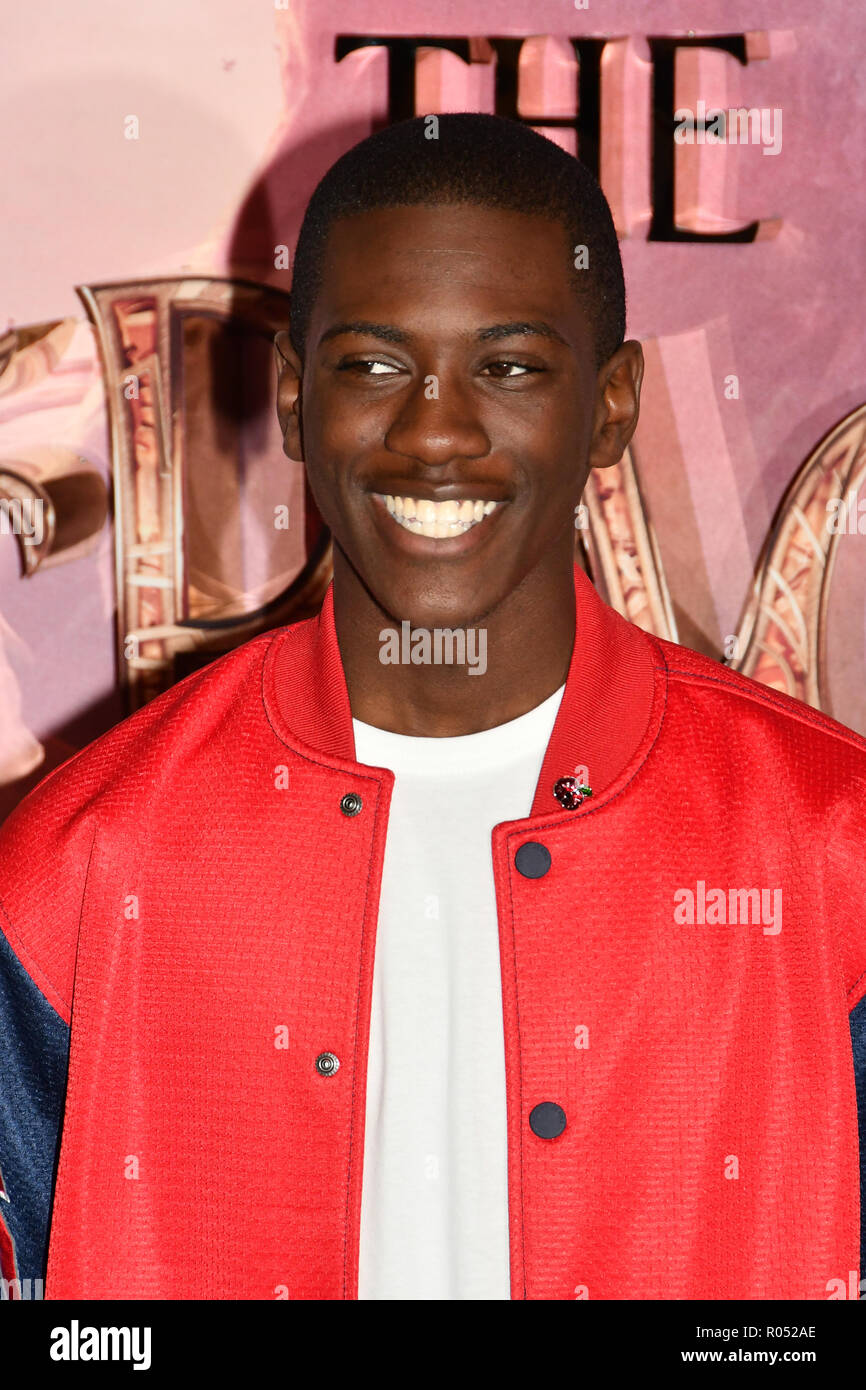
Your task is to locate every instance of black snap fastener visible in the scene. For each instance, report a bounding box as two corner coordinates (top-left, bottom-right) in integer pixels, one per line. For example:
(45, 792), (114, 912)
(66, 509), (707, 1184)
(529, 1102), (566, 1138)
(340, 792), (363, 817)
(514, 841), (551, 878)
(315, 1052), (340, 1077)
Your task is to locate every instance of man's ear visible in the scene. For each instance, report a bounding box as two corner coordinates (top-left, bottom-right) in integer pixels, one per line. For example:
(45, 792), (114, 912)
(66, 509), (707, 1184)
(587, 339), (644, 471)
(274, 329), (304, 462)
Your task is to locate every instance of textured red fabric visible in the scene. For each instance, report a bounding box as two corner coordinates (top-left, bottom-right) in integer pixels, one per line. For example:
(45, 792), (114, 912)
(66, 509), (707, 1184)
(0, 563), (864, 1299)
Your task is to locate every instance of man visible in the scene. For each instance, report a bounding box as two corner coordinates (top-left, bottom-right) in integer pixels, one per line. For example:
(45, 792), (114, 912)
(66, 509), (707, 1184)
(0, 112), (864, 1301)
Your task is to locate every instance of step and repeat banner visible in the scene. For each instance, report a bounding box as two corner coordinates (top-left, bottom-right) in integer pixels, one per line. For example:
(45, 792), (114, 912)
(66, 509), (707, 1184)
(2, 0), (865, 818)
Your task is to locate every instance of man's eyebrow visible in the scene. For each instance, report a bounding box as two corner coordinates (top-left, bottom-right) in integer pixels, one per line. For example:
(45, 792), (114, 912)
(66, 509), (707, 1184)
(476, 321), (570, 347)
(318, 319), (570, 347)
(319, 321), (411, 346)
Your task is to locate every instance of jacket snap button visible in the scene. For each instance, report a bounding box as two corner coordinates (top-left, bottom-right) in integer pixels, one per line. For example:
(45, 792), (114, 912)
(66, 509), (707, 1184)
(340, 792), (363, 817)
(529, 1102), (566, 1138)
(315, 1052), (340, 1077)
(515, 841), (551, 878)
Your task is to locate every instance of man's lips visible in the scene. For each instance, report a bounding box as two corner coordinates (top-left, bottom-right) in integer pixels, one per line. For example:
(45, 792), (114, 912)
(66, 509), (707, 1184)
(367, 490), (508, 548)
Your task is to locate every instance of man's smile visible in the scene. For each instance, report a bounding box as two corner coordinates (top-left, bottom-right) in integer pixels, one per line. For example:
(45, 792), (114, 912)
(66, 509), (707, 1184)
(369, 491), (508, 548)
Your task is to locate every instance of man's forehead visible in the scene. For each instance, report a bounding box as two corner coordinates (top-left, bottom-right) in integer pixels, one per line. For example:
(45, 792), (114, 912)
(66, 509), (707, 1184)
(322, 202), (572, 262)
(306, 205), (595, 359)
(317, 317), (574, 349)
(315, 207), (580, 326)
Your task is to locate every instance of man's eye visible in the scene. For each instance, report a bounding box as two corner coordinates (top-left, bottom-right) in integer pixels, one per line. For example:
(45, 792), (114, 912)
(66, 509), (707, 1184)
(338, 359), (400, 375)
(483, 361), (540, 378)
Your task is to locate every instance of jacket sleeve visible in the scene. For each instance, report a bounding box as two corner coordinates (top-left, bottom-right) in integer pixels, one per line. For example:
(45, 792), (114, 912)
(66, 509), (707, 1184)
(850, 992), (866, 1285)
(0, 755), (93, 1301)
(0, 913), (69, 1298)
(821, 771), (866, 1280)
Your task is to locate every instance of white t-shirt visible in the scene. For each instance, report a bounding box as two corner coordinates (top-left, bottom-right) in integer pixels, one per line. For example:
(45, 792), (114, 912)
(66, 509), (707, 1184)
(353, 683), (566, 1300)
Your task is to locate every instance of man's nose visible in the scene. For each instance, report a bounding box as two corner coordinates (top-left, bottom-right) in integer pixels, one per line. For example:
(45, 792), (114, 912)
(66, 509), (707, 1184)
(383, 373), (490, 466)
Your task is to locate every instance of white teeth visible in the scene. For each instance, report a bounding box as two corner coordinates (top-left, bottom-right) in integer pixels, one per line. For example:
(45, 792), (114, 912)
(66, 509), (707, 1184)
(379, 494), (501, 539)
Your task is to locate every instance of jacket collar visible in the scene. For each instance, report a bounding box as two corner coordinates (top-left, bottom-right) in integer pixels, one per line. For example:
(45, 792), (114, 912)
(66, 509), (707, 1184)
(262, 562), (660, 816)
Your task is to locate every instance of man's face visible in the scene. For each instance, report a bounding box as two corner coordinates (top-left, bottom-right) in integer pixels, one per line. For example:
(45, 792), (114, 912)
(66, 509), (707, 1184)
(277, 202), (641, 628)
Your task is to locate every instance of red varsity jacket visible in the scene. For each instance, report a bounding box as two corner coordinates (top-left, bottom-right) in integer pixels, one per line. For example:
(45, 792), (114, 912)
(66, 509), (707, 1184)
(0, 562), (864, 1299)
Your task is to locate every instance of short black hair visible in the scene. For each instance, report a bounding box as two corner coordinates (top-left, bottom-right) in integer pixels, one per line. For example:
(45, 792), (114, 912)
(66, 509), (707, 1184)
(288, 112), (626, 371)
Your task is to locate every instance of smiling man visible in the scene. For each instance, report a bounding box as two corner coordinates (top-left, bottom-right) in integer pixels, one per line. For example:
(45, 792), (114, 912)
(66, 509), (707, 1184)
(0, 113), (865, 1302)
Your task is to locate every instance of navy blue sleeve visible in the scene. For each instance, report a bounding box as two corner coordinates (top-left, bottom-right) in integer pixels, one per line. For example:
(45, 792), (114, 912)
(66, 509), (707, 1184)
(851, 992), (866, 1288)
(0, 925), (69, 1299)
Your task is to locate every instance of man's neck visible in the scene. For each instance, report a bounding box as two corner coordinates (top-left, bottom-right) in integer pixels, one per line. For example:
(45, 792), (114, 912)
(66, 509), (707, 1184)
(331, 551), (577, 737)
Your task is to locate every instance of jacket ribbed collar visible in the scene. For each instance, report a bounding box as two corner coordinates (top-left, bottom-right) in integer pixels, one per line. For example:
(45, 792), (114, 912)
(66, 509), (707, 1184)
(262, 562), (662, 817)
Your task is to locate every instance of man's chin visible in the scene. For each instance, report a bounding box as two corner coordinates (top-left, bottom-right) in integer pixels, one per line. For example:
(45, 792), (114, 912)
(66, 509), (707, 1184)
(372, 591), (494, 633)
(334, 537), (517, 630)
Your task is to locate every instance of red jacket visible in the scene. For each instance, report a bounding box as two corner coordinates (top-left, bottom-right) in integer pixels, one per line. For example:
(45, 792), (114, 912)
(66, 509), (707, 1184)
(1, 563), (864, 1299)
